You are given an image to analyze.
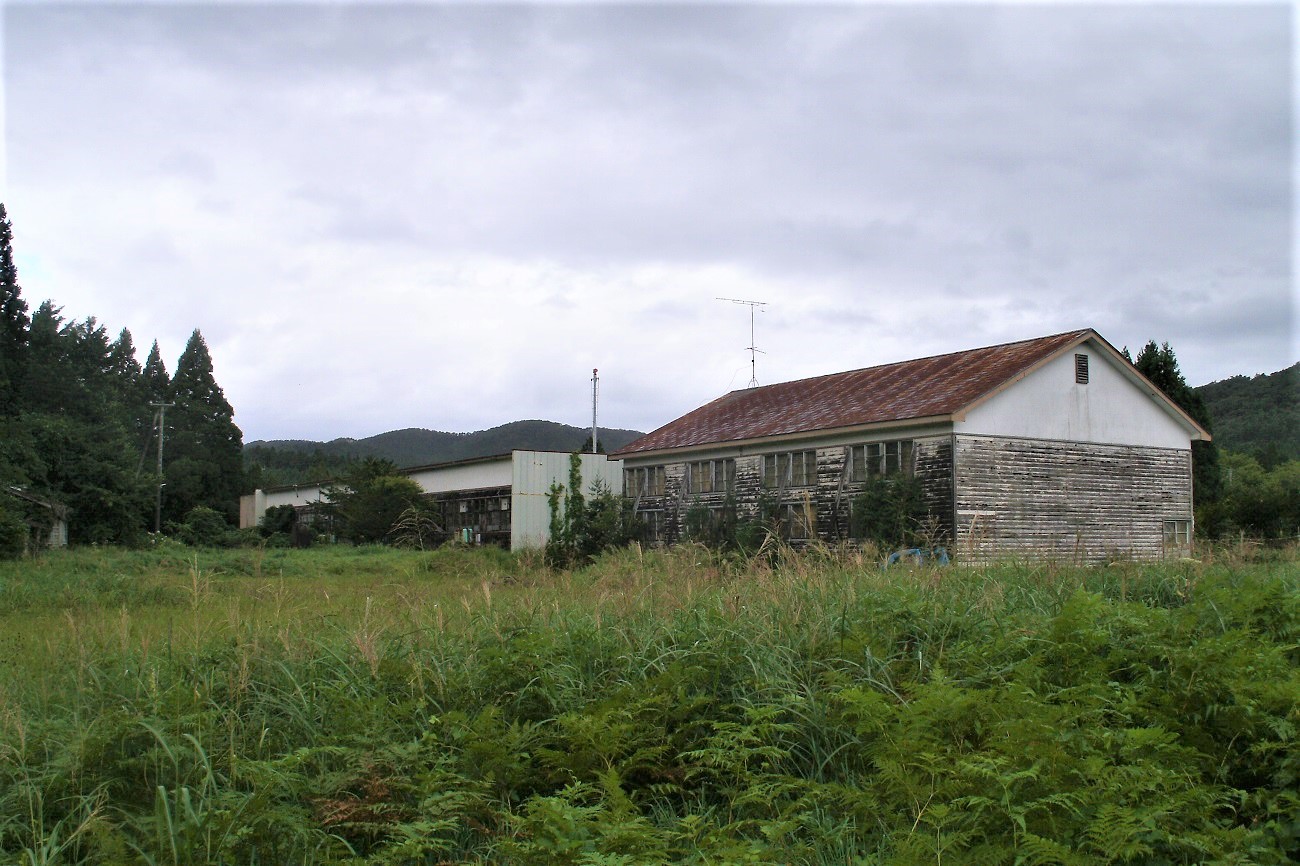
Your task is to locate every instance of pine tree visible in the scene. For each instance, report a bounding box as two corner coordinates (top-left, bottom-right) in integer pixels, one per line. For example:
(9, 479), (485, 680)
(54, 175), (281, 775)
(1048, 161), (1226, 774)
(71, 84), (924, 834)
(142, 339), (171, 404)
(165, 330), (244, 524)
(108, 328), (141, 382)
(1132, 340), (1221, 507)
(0, 205), (151, 542)
(13, 303), (149, 542)
(0, 203), (29, 413)
(109, 328), (156, 460)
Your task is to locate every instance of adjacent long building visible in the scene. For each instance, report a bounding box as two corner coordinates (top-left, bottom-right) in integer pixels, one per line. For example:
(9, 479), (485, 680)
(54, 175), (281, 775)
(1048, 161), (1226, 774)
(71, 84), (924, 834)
(610, 329), (1209, 562)
(240, 450), (622, 550)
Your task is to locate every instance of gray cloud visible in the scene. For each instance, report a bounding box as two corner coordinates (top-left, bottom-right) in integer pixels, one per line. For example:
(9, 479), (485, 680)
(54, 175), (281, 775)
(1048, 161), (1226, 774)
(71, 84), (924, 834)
(4, 2), (1292, 440)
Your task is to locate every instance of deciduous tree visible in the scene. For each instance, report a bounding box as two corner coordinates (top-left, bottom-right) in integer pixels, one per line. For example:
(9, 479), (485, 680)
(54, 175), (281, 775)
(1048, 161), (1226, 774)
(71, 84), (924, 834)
(325, 458), (425, 543)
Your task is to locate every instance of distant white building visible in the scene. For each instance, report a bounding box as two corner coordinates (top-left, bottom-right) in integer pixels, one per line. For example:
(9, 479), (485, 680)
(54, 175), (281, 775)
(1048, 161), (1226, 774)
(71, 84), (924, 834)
(239, 450), (622, 550)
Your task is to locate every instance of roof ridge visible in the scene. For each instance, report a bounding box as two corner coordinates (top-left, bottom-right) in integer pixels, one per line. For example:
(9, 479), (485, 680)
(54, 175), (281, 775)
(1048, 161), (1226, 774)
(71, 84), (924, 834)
(612, 328), (1100, 456)
(719, 328), (1094, 396)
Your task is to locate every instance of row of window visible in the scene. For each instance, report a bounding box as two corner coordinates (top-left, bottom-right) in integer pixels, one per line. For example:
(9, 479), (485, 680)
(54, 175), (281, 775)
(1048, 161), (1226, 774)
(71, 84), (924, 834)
(444, 495), (512, 533)
(635, 503), (812, 542)
(625, 440), (916, 497)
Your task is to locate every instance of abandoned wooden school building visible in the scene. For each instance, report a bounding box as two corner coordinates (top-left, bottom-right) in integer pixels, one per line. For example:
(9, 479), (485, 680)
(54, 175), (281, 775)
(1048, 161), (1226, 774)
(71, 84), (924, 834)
(612, 329), (1208, 562)
(241, 328), (1207, 561)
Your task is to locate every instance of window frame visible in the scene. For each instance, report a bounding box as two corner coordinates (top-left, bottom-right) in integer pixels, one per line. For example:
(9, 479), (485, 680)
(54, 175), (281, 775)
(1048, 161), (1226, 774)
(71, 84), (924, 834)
(625, 465), (666, 498)
(1163, 518), (1192, 550)
(637, 508), (664, 542)
(762, 450), (818, 489)
(687, 458), (736, 494)
(780, 502), (813, 540)
(848, 440), (914, 483)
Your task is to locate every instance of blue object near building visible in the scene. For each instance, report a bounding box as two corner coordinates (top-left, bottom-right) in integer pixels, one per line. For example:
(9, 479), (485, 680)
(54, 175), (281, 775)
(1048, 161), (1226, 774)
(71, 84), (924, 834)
(885, 547), (950, 567)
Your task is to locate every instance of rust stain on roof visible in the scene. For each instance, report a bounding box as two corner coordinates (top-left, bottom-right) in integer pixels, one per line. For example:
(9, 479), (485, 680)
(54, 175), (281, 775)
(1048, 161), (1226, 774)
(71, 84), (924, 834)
(613, 330), (1092, 456)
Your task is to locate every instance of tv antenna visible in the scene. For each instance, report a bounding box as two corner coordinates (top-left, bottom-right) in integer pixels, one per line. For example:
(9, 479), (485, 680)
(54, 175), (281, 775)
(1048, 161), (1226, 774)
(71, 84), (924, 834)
(717, 297), (767, 388)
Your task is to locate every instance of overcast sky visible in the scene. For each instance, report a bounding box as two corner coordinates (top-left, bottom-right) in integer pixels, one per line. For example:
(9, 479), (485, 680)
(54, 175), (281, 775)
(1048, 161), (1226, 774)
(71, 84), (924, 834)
(2, 1), (1294, 443)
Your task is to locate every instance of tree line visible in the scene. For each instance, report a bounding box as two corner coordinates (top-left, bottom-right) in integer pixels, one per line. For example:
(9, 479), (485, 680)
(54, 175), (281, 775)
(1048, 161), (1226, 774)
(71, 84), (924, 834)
(0, 203), (244, 552)
(1127, 341), (1296, 540)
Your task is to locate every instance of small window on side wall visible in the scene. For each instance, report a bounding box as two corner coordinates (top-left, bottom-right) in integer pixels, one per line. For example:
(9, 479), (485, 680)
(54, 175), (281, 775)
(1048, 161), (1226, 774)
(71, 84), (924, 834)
(1075, 353), (1089, 384)
(1163, 519), (1192, 550)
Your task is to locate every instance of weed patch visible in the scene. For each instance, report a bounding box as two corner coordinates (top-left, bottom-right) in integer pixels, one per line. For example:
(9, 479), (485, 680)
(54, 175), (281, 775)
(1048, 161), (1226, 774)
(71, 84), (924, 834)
(0, 544), (1295, 863)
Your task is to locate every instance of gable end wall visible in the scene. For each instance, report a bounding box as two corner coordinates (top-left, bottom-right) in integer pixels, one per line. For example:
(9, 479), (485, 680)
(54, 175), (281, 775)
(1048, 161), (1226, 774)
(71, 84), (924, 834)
(953, 434), (1192, 562)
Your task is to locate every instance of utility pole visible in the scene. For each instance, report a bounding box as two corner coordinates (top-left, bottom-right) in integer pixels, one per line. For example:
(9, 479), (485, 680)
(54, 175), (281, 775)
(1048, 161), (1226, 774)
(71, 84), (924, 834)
(149, 401), (173, 533)
(717, 297), (768, 387)
(591, 368), (599, 454)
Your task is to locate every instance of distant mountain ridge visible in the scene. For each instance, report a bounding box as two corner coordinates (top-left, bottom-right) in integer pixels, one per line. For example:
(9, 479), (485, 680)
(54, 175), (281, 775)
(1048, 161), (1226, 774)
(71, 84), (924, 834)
(1195, 363), (1298, 466)
(246, 420), (645, 482)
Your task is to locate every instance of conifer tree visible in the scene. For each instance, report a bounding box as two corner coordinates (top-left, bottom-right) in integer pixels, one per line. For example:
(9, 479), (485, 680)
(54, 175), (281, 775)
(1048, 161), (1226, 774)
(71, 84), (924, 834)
(1132, 340), (1221, 507)
(109, 328), (155, 458)
(165, 330), (244, 524)
(0, 204), (29, 413)
(108, 328), (141, 383)
(142, 339), (171, 403)
(0, 204), (148, 542)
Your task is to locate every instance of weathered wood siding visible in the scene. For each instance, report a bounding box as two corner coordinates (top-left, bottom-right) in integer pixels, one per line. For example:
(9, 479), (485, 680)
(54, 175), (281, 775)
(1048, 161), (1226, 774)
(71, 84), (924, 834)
(913, 436), (955, 545)
(952, 435), (1192, 562)
(633, 434), (955, 546)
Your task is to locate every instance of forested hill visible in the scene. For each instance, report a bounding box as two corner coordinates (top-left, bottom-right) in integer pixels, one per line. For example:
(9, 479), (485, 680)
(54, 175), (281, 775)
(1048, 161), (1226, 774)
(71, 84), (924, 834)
(1196, 363), (1298, 466)
(245, 420), (645, 486)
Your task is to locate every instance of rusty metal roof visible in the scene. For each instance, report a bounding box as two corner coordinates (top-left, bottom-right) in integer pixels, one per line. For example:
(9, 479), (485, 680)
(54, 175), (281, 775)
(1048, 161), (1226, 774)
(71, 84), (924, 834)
(612, 330), (1095, 456)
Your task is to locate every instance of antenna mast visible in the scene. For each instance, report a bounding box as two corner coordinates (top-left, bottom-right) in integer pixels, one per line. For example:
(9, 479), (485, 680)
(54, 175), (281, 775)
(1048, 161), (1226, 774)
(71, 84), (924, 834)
(717, 297), (767, 387)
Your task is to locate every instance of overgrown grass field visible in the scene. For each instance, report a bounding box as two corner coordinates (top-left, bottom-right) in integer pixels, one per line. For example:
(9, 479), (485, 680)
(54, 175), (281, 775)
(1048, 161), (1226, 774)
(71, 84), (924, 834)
(1, 542), (1296, 864)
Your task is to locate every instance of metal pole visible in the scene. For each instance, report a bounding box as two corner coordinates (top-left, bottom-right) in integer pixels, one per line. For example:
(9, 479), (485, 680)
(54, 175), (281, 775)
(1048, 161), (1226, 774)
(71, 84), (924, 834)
(749, 304), (758, 388)
(716, 297), (767, 388)
(591, 368), (599, 453)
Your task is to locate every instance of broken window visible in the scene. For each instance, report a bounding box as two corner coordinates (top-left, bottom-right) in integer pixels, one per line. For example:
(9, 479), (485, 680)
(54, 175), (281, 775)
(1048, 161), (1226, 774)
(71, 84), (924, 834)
(687, 458), (735, 494)
(763, 450), (818, 488)
(624, 465), (666, 497)
(849, 440), (914, 482)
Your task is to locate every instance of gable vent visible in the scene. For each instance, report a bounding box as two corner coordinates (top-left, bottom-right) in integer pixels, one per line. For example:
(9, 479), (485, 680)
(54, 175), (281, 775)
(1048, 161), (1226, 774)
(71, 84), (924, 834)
(1075, 353), (1089, 384)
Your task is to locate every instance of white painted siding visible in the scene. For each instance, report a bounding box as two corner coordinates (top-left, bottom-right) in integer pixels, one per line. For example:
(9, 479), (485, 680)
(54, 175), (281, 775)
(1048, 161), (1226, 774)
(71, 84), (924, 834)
(959, 341), (1194, 450)
(510, 451), (623, 549)
(263, 485), (328, 511)
(406, 458), (512, 494)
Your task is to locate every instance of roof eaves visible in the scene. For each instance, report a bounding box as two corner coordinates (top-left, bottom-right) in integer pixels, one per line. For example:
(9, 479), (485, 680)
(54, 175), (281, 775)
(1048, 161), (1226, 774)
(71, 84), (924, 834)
(614, 414), (956, 461)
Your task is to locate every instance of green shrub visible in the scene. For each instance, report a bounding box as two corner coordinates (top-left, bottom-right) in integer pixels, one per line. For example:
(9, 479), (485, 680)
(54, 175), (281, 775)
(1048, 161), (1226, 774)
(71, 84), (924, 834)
(850, 474), (927, 549)
(259, 503), (297, 537)
(0, 501), (27, 559)
(177, 505), (230, 547)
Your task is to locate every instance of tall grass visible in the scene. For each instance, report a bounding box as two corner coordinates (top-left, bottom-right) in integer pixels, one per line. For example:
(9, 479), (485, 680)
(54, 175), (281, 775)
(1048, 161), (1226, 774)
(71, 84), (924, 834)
(1, 541), (1296, 864)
